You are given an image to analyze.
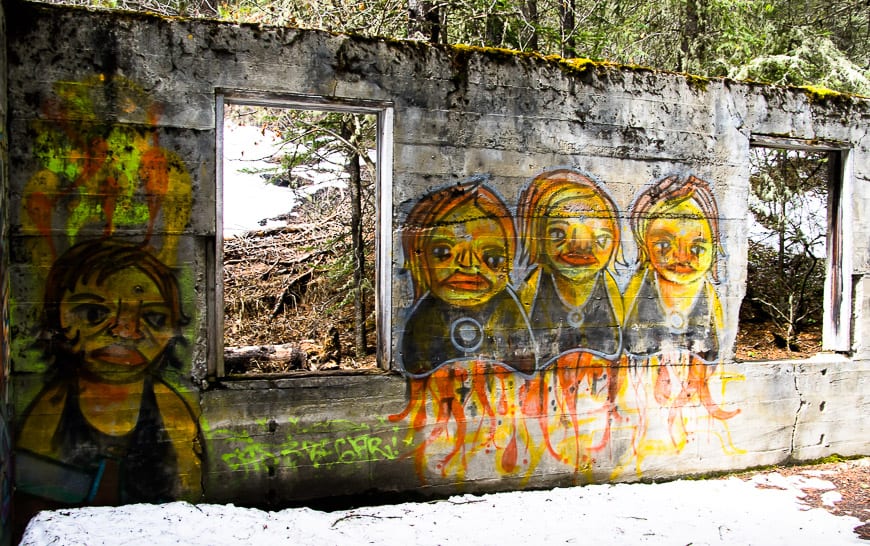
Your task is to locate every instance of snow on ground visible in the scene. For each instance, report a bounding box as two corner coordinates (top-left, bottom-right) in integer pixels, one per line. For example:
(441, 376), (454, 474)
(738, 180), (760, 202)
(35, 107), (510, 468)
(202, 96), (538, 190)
(20, 474), (865, 545)
(221, 122), (298, 237)
(221, 122), (349, 238)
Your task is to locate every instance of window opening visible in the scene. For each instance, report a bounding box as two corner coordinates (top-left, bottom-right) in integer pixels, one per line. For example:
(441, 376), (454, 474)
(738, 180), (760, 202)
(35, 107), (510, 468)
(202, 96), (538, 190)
(736, 144), (848, 361)
(217, 97), (386, 376)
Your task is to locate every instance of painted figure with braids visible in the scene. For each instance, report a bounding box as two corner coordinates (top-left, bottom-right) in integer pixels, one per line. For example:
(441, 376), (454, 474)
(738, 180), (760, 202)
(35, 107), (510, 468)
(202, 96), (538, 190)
(515, 168), (624, 475)
(517, 168), (623, 365)
(393, 179), (538, 481)
(16, 239), (202, 508)
(399, 179), (535, 376)
(620, 175), (740, 467)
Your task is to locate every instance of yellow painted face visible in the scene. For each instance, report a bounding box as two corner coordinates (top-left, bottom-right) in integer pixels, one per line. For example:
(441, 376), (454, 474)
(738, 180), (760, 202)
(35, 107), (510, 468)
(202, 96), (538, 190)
(542, 189), (616, 282)
(423, 203), (510, 307)
(644, 199), (714, 285)
(60, 268), (175, 382)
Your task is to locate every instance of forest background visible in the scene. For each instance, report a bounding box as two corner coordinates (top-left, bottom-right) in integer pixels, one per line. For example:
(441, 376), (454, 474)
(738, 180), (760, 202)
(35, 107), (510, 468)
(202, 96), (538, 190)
(35, 0), (870, 95)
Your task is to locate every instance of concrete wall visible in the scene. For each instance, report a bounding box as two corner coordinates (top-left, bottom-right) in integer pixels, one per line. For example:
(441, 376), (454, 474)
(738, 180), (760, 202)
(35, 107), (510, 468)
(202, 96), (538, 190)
(0, 1), (11, 543)
(5, 1), (869, 520)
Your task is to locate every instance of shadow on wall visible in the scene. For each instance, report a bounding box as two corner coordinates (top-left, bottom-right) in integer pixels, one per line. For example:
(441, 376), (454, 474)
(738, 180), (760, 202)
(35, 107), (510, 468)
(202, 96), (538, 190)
(393, 169), (742, 483)
(1, 187), (11, 544)
(0, 382), (9, 545)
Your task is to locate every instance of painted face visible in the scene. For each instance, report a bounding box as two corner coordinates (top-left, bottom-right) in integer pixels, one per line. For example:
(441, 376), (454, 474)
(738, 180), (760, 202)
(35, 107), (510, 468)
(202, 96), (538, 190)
(60, 268), (175, 381)
(423, 203), (510, 307)
(542, 190), (616, 282)
(645, 199), (714, 285)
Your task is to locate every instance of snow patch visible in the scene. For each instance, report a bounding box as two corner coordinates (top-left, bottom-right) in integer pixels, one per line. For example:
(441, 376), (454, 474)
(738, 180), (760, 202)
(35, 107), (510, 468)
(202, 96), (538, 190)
(20, 478), (865, 545)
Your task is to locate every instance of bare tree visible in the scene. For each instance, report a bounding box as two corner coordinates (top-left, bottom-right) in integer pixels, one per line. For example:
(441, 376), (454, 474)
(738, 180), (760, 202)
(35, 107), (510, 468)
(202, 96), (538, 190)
(340, 115), (369, 358)
(743, 147), (830, 350)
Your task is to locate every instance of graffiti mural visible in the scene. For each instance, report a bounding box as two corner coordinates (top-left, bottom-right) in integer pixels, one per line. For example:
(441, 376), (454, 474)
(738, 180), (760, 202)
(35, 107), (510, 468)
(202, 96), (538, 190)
(22, 74), (191, 266)
(619, 175), (741, 467)
(393, 170), (742, 483)
(398, 179), (536, 376)
(517, 169), (623, 366)
(515, 169), (624, 477)
(16, 239), (201, 504)
(14, 75), (201, 509)
(11, 73), (744, 500)
(208, 418), (401, 474)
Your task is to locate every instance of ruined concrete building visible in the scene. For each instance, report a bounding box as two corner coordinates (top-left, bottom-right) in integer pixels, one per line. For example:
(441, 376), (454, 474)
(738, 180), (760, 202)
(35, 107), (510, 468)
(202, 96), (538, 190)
(0, 2), (868, 542)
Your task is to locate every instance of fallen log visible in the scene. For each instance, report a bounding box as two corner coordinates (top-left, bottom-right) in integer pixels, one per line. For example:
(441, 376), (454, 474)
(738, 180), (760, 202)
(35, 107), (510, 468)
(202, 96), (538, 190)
(224, 343), (308, 373)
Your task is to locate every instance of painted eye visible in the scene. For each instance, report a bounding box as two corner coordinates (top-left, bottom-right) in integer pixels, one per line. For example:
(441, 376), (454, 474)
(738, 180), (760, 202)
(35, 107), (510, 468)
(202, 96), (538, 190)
(143, 311), (169, 329)
(595, 234), (612, 250)
(72, 304), (110, 326)
(482, 249), (507, 270)
(654, 241), (671, 253)
(431, 244), (452, 260)
(691, 244), (707, 257)
(548, 228), (566, 241)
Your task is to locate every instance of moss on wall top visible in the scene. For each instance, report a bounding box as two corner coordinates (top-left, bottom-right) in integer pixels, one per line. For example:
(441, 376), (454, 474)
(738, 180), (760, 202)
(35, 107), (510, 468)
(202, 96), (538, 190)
(16, 0), (870, 110)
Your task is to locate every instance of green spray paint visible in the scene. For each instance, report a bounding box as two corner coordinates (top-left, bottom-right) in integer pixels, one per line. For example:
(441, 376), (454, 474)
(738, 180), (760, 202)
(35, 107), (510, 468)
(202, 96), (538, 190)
(206, 418), (402, 474)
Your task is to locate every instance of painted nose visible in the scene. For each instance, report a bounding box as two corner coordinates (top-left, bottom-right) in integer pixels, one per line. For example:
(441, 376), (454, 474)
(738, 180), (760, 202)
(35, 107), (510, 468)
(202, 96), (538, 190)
(455, 243), (476, 269)
(672, 241), (694, 263)
(567, 225), (594, 252)
(109, 303), (144, 340)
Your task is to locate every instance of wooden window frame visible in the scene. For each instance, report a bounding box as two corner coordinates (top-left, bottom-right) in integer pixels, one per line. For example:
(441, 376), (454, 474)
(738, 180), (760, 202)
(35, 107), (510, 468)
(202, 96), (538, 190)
(749, 136), (853, 354)
(211, 91), (394, 378)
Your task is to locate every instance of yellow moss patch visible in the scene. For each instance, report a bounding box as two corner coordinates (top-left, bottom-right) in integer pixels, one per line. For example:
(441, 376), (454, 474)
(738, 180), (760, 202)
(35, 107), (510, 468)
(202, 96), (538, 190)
(445, 45), (711, 92)
(800, 85), (853, 104)
(450, 43), (542, 62)
(684, 73), (710, 92)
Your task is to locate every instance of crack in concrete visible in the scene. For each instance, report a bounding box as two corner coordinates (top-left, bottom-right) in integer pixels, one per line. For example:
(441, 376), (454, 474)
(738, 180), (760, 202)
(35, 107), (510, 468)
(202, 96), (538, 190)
(790, 362), (805, 457)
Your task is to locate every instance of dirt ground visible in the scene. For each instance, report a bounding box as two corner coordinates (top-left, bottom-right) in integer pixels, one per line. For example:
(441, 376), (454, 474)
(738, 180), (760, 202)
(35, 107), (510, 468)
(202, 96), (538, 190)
(729, 457), (870, 540)
(222, 199), (380, 375)
(734, 320), (823, 361)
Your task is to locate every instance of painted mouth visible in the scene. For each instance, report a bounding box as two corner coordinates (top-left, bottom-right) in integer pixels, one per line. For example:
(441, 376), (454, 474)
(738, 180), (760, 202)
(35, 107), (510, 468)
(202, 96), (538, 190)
(90, 345), (148, 367)
(558, 252), (598, 266)
(665, 263), (697, 274)
(442, 272), (493, 292)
